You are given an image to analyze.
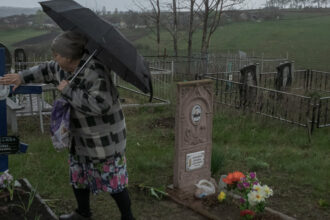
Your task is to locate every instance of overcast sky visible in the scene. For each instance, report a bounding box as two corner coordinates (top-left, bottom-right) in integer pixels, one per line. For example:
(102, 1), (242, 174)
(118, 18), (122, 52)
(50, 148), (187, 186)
(0, 0), (267, 12)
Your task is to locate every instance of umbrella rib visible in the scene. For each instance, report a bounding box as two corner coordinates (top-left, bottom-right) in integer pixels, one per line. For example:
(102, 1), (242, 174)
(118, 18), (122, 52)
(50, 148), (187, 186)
(69, 49), (98, 83)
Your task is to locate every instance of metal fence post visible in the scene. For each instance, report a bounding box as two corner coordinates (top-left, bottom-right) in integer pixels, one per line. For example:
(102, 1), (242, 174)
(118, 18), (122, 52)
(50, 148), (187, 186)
(0, 48), (8, 172)
(316, 98), (322, 129)
(310, 98), (317, 134)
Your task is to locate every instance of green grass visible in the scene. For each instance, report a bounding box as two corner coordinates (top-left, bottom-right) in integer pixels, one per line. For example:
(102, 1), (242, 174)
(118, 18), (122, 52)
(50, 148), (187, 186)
(7, 101), (330, 219)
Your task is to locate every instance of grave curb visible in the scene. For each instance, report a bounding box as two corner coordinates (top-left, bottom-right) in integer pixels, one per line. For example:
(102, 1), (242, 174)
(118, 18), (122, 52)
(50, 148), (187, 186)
(167, 187), (297, 220)
(22, 178), (58, 220)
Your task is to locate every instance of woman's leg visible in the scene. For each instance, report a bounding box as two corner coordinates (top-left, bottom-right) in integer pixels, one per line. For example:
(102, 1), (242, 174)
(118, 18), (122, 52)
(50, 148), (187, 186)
(72, 186), (92, 217)
(111, 188), (134, 220)
(59, 186), (91, 220)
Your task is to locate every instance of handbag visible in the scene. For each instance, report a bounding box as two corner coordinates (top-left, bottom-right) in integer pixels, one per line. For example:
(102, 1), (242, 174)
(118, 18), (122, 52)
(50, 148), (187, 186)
(50, 98), (71, 151)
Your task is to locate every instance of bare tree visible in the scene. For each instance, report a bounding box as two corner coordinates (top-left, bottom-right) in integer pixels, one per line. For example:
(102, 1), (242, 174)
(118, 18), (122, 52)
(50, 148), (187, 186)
(162, 0), (179, 56)
(183, 0), (204, 74)
(199, 0), (244, 57)
(186, 0), (195, 59)
(172, 0), (178, 56)
(134, 0), (161, 55)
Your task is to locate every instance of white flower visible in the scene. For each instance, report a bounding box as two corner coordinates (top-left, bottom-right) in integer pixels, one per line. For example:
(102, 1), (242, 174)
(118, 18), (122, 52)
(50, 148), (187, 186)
(0, 171), (13, 188)
(248, 190), (265, 206)
(252, 184), (262, 193)
(261, 185), (273, 198)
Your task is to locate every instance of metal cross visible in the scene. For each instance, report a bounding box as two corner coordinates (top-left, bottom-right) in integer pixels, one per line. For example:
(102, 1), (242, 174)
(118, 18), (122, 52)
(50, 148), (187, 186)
(0, 48), (43, 172)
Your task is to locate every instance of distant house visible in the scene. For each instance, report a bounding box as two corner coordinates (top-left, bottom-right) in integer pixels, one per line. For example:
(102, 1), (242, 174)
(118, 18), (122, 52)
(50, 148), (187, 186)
(120, 21), (127, 29)
(134, 24), (147, 29)
(43, 23), (56, 28)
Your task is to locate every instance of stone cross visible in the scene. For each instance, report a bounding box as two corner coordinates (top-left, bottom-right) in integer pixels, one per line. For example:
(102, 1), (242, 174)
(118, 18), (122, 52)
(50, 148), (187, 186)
(0, 48), (42, 172)
(173, 79), (213, 192)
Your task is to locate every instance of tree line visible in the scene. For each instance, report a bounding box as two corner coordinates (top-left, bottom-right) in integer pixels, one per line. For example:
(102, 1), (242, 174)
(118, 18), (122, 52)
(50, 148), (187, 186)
(266, 0), (330, 8)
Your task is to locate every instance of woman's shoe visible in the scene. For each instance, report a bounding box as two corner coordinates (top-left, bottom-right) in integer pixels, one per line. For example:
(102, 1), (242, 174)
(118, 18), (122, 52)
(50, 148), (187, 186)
(59, 211), (92, 220)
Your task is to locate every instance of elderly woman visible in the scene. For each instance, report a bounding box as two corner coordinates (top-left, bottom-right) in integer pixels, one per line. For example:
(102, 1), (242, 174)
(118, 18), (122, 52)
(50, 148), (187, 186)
(0, 31), (134, 220)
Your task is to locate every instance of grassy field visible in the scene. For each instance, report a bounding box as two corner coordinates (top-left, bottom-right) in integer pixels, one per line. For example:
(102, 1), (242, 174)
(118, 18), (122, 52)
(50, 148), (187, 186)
(0, 28), (48, 51)
(136, 13), (330, 71)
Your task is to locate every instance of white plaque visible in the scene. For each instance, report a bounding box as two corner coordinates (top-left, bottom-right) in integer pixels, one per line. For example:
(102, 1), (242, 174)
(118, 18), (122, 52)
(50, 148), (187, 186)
(186, 151), (205, 171)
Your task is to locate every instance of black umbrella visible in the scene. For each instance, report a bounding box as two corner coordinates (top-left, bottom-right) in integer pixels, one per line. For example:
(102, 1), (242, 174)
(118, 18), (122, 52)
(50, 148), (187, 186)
(40, 0), (152, 98)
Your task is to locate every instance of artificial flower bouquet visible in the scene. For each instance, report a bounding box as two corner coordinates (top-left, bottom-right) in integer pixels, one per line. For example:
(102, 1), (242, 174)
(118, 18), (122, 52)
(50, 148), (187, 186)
(222, 171), (273, 219)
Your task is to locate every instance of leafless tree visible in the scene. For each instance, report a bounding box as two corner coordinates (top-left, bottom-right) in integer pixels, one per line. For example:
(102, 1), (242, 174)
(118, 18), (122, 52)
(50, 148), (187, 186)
(199, 0), (244, 57)
(162, 0), (179, 56)
(134, 0), (161, 55)
(182, 0), (204, 74)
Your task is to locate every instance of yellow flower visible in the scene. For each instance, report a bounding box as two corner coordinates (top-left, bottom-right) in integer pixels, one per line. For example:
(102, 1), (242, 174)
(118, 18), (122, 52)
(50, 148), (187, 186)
(218, 191), (226, 202)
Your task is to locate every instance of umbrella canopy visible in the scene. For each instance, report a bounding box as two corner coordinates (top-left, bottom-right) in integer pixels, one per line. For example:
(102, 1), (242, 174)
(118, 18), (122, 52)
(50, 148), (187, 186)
(40, 0), (152, 96)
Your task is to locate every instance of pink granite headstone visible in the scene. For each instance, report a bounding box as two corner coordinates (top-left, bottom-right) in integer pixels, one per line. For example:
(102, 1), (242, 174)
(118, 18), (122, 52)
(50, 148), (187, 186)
(173, 79), (213, 192)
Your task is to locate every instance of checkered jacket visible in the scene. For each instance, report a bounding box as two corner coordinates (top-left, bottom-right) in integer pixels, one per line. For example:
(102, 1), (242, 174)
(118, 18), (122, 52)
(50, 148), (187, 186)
(19, 54), (126, 163)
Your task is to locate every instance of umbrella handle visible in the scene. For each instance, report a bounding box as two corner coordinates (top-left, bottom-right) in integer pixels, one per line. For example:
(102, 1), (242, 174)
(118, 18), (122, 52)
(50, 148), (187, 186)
(69, 49), (98, 84)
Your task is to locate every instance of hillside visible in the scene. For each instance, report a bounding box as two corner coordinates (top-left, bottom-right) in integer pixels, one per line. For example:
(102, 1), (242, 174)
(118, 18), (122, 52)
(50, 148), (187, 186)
(0, 7), (39, 18)
(135, 10), (330, 70)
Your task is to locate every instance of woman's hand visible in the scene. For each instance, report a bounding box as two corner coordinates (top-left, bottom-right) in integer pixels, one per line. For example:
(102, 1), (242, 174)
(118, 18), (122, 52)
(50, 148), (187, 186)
(57, 80), (69, 92)
(0, 73), (22, 91)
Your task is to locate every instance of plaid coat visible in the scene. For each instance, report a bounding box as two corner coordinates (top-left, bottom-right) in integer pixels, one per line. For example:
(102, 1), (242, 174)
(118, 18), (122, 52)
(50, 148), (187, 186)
(19, 54), (126, 163)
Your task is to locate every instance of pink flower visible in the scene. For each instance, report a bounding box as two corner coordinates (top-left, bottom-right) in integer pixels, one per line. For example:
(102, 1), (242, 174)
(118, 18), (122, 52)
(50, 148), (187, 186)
(110, 176), (118, 189)
(72, 171), (79, 182)
(120, 175), (126, 185)
(102, 185), (108, 191)
(95, 178), (102, 189)
(103, 165), (110, 172)
(78, 178), (84, 184)
(243, 182), (250, 188)
(250, 172), (256, 179)
(237, 182), (244, 190)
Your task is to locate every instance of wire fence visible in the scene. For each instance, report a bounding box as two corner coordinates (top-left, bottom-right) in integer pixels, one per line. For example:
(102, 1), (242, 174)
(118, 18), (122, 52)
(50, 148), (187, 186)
(204, 69), (330, 135)
(9, 52), (330, 135)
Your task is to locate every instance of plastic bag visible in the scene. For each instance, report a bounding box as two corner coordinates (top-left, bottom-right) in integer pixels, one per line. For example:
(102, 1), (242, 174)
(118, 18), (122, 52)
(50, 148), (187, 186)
(194, 179), (215, 198)
(50, 98), (70, 151)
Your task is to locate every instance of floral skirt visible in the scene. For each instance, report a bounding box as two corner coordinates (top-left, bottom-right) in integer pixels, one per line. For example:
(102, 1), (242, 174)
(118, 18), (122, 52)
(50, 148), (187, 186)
(69, 154), (128, 194)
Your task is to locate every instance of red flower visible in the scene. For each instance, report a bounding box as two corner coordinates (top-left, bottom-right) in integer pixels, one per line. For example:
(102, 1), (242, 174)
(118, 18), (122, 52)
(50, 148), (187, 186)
(240, 209), (255, 217)
(223, 171), (245, 185)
